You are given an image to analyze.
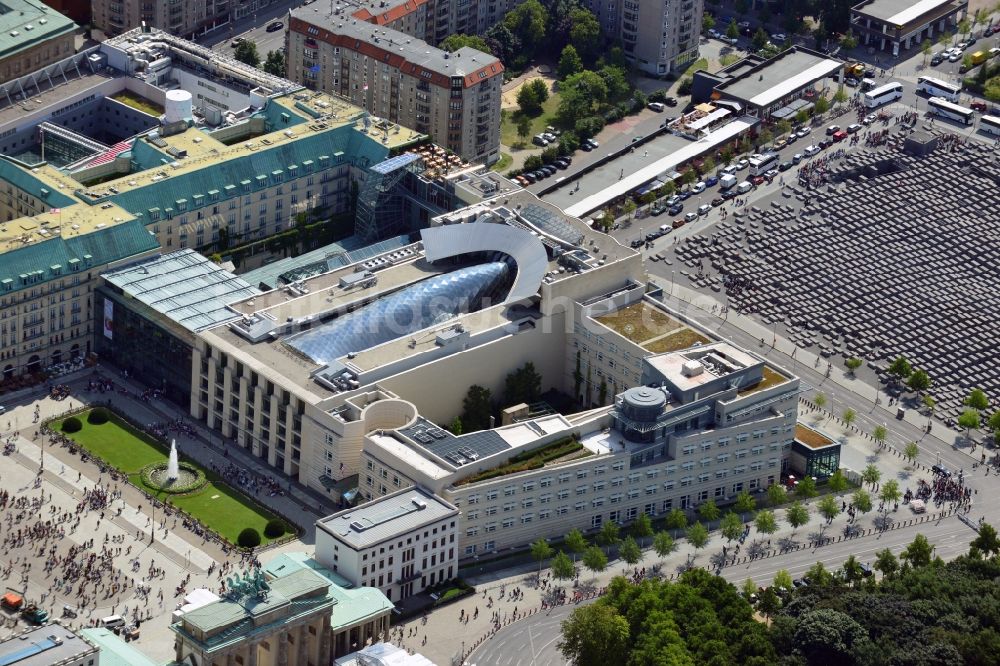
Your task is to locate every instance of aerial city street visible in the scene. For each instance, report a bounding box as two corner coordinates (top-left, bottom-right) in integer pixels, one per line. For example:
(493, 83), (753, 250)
(0, 0), (999, 663)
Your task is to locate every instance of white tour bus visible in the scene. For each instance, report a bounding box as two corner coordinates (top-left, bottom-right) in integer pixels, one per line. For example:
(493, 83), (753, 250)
(979, 115), (1000, 137)
(916, 76), (961, 102)
(927, 96), (975, 125)
(863, 82), (903, 108)
(748, 152), (778, 176)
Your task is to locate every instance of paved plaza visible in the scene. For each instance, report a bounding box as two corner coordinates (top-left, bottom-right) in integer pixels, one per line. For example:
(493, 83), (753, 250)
(670, 135), (1000, 422)
(0, 371), (322, 661)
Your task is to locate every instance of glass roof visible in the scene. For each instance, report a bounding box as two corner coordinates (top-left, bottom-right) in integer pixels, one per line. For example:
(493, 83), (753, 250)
(286, 262), (511, 365)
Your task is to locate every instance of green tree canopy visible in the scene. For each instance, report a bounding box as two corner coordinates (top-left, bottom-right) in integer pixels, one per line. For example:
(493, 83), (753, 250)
(888, 356), (912, 382)
(568, 7), (602, 63)
(234, 40), (260, 67)
(755, 510), (778, 536)
(907, 368), (931, 392)
(879, 479), (901, 510)
(698, 498), (721, 523)
(262, 49), (285, 76)
(597, 520), (621, 552)
(632, 512), (653, 544)
(582, 545), (608, 578)
(653, 531), (676, 560)
(665, 508), (687, 535)
(773, 569), (793, 591)
(503, 362), (542, 406)
(565, 528), (586, 560)
(767, 483), (787, 507)
(551, 550), (575, 580)
(786, 501), (809, 532)
(965, 388), (990, 412)
(828, 468), (849, 492)
(900, 533), (933, 568)
(817, 495), (840, 523)
(735, 490), (757, 517)
(531, 538), (553, 574)
(517, 79), (550, 116)
(619, 536), (642, 566)
(795, 476), (818, 500)
(686, 521), (710, 553)
(861, 463), (881, 488)
(557, 44), (584, 79)
(503, 0), (548, 59)
(461, 385), (493, 431)
(439, 33), (492, 54)
(721, 511), (744, 542)
(958, 408), (981, 436)
(852, 488), (872, 514)
(971, 523), (1000, 559)
(558, 603), (629, 666)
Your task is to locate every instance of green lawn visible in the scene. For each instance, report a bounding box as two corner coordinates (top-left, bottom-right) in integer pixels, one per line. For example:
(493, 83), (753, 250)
(54, 412), (282, 545)
(500, 91), (562, 147)
(491, 151), (513, 172)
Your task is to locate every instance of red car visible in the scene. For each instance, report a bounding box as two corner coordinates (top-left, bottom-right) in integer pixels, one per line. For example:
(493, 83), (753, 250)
(971, 101), (988, 113)
(832, 130), (848, 142)
(752, 175), (766, 186)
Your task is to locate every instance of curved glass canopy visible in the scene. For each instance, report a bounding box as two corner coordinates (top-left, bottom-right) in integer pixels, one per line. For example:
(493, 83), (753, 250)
(287, 262), (510, 365)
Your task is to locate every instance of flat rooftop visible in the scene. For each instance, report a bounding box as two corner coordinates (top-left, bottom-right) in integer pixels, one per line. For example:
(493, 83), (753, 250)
(0, 59), (106, 131)
(0, 625), (95, 666)
(316, 487), (457, 550)
(795, 423), (836, 449)
(715, 48), (843, 108)
(646, 341), (760, 392)
(852, 0), (961, 25)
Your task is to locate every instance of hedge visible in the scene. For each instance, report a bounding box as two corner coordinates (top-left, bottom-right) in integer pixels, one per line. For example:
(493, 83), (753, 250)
(264, 519), (287, 539)
(87, 408), (110, 425)
(238, 528), (262, 548)
(62, 417), (82, 433)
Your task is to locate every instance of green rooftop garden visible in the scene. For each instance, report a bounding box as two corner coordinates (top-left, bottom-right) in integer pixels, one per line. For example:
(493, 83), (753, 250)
(642, 328), (710, 353)
(454, 437), (589, 486)
(737, 365), (788, 396)
(597, 302), (685, 344)
(111, 92), (164, 117)
(52, 409), (286, 546)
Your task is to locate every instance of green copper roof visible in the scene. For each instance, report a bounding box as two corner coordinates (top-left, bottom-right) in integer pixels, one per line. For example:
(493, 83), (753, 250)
(0, 219), (158, 293)
(106, 124), (391, 220)
(0, 0), (76, 59)
(0, 157), (76, 209)
(78, 629), (159, 666)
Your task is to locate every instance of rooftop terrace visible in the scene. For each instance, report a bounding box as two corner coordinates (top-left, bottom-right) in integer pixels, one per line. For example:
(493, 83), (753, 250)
(595, 301), (710, 354)
(795, 423), (836, 449)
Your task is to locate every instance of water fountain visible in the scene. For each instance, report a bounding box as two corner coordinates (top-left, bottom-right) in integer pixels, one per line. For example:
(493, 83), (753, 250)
(167, 439), (180, 481)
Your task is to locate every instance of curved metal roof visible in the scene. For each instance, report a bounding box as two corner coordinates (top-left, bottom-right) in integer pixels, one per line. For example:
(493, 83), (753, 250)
(420, 223), (548, 303)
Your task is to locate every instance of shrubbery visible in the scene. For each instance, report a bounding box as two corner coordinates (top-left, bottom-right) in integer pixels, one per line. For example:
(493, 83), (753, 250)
(237, 528), (261, 548)
(87, 408), (110, 425)
(62, 417), (82, 433)
(264, 519), (288, 538)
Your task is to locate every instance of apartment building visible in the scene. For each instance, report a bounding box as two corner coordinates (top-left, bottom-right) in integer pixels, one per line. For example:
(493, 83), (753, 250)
(0, 0), (75, 83)
(287, 11), (503, 164)
(92, 0), (232, 38)
(315, 487), (459, 601)
(586, 0), (703, 75)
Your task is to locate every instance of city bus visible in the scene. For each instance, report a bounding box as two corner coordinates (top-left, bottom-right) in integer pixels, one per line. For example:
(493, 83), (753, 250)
(980, 115), (1000, 137)
(927, 96), (975, 125)
(863, 82), (903, 108)
(748, 152), (778, 176)
(916, 76), (961, 102)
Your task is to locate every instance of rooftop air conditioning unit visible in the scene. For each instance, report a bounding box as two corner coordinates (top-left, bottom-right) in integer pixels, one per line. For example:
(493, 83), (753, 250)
(681, 360), (704, 377)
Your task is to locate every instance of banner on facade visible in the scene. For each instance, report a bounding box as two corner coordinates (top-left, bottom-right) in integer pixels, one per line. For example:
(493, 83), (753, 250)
(103, 299), (114, 340)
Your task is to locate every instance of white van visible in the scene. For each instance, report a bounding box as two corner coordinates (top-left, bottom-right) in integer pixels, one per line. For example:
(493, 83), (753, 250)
(719, 174), (738, 190)
(101, 615), (125, 629)
(804, 144), (820, 157)
(736, 181), (753, 194)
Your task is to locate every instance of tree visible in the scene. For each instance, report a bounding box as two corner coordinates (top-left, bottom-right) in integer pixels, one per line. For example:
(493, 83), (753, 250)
(986, 76), (1000, 103)
(887, 356), (912, 384)
(632, 512), (653, 546)
(814, 95), (830, 114)
(989, 410), (1000, 438)
(878, 479), (901, 513)
(449, 416), (462, 435)
(735, 490), (757, 519)
(622, 199), (637, 221)
(852, 488), (872, 515)
(726, 18), (739, 40)
(262, 49), (285, 77)
(517, 79), (549, 115)
(757, 127), (773, 146)
(921, 39), (933, 64)
(828, 469), (848, 493)
(844, 357), (863, 375)
(839, 30), (858, 49)
(557, 44), (584, 79)
(971, 523), (1000, 559)
(540, 547), (571, 581)
(619, 536), (642, 566)
(531, 538), (553, 575)
(806, 561), (835, 587)
(558, 603), (629, 666)
(818, 495), (840, 523)
(767, 483), (787, 507)
(872, 424), (888, 449)
(686, 521), (709, 559)
(755, 510), (778, 537)
(962, 53), (975, 72)
(937, 31), (952, 48)
(598, 65), (630, 102)
(565, 528), (586, 562)
(907, 368), (931, 393)
(874, 547), (898, 578)
(773, 569), (793, 591)
(234, 40), (260, 67)
(702, 11), (716, 32)
(557, 70), (608, 126)
(439, 33), (492, 54)
(485, 23), (519, 64)
(966, 388), (990, 412)
(568, 8), (602, 64)
(721, 512), (743, 543)
(786, 501), (809, 532)
(597, 520), (620, 554)
(461, 385), (493, 431)
(741, 577), (758, 601)
(958, 408), (981, 438)
(758, 586), (781, 619)
(504, 362), (542, 406)
(581, 545), (608, 579)
(665, 508), (687, 536)
(652, 531), (675, 561)
(795, 476), (818, 500)
(752, 27), (769, 51)
(516, 114), (532, 144)
(958, 17), (971, 39)
(861, 463), (881, 488)
(904, 441), (919, 465)
(922, 393), (937, 414)
(833, 88), (849, 104)
(698, 498), (720, 523)
(503, 0), (548, 60)
(900, 533), (933, 568)
(843, 407), (857, 428)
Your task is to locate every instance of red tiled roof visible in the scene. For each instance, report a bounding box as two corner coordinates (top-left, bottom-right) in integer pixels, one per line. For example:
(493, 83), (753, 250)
(350, 0), (428, 25)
